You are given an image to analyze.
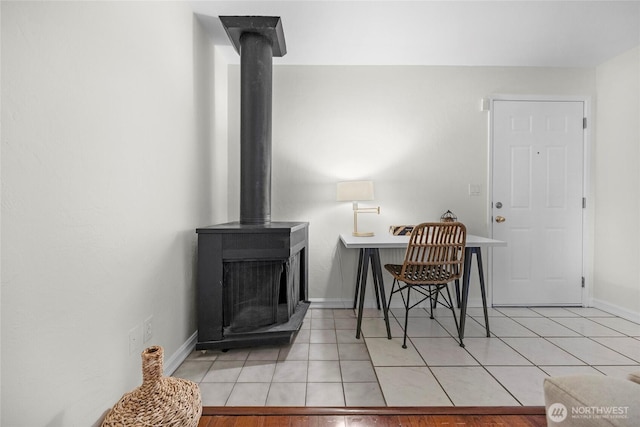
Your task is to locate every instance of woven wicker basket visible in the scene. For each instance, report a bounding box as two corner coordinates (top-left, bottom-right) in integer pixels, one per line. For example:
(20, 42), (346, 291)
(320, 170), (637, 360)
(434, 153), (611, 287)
(101, 346), (202, 427)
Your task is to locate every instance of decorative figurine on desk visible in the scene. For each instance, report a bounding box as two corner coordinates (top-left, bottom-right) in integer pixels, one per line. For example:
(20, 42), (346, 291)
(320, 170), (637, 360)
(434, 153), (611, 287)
(441, 210), (457, 222)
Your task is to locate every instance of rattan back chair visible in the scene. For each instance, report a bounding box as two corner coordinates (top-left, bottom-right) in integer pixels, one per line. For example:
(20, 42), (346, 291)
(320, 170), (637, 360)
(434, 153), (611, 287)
(385, 222), (466, 348)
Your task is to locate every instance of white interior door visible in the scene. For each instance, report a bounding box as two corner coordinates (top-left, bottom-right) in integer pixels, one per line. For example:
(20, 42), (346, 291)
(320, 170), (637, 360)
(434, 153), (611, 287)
(491, 100), (584, 306)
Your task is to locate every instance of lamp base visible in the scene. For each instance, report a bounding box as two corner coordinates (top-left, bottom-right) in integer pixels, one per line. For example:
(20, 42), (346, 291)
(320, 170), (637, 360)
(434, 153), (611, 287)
(352, 231), (374, 237)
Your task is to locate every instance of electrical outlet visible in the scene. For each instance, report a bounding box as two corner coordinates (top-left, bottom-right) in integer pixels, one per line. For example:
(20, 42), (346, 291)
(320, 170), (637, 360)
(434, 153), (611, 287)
(143, 316), (153, 343)
(129, 324), (143, 355)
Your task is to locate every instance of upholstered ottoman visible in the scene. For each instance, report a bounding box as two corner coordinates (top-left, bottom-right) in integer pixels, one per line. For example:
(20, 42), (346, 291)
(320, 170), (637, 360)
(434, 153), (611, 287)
(543, 372), (640, 426)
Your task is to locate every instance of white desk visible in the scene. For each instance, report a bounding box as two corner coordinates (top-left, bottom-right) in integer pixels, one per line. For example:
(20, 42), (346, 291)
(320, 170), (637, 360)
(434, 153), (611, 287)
(340, 233), (506, 347)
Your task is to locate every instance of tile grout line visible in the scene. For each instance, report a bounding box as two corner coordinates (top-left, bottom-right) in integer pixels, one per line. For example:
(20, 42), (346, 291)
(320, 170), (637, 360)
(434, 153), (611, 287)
(493, 308), (640, 375)
(180, 307), (639, 407)
(389, 309), (456, 407)
(441, 311), (527, 407)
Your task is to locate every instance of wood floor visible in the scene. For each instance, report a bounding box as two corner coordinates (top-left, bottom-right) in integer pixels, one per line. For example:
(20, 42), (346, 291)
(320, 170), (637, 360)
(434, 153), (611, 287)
(198, 407), (548, 426)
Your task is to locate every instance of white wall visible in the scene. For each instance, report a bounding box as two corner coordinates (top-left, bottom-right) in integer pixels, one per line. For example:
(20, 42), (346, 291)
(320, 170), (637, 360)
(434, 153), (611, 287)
(1, 2), (217, 426)
(1, 2), (633, 423)
(593, 45), (640, 318)
(226, 65), (596, 306)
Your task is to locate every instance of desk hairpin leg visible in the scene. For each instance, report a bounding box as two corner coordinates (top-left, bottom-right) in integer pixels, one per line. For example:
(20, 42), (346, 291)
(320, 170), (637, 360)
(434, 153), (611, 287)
(355, 249), (370, 339)
(353, 249), (381, 310)
(355, 248), (391, 340)
(372, 249), (392, 339)
(459, 247), (491, 348)
(353, 250), (364, 309)
(475, 248), (490, 337)
(371, 253), (382, 311)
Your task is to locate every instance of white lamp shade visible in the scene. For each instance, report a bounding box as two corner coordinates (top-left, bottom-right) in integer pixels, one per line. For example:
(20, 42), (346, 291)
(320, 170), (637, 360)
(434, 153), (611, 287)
(337, 181), (374, 201)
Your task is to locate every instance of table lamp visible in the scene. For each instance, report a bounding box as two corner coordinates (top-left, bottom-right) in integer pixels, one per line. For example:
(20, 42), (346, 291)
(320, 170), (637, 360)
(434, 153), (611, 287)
(337, 180), (380, 237)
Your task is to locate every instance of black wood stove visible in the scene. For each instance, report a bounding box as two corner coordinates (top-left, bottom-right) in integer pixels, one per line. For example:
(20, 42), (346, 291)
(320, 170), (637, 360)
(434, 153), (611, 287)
(195, 16), (309, 350)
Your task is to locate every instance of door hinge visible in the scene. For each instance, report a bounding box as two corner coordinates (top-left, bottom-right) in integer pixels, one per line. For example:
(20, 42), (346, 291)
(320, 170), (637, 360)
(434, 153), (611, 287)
(581, 277), (585, 288)
(583, 117), (587, 129)
(582, 197), (586, 209)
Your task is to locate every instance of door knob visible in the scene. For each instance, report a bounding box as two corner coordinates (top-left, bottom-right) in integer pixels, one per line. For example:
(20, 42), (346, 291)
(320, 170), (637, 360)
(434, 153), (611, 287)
(495, 216), (506, 223)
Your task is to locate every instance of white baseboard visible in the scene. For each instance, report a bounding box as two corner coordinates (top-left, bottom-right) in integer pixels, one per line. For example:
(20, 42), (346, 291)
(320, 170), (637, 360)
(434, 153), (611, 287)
(164, 330), (197, 376)
(309, 298), (354, 309)
(308, 297), (486, 310)
(591, 298), (640, 323)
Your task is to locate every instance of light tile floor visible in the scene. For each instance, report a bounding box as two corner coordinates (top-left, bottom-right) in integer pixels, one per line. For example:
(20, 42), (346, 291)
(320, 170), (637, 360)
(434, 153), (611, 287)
(172, 306), (640, 407)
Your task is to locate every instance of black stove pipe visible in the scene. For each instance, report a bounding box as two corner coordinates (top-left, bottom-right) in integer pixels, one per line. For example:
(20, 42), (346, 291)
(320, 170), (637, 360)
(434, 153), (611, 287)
(219, 16), (287, 225)
(240, 32), (272, 225)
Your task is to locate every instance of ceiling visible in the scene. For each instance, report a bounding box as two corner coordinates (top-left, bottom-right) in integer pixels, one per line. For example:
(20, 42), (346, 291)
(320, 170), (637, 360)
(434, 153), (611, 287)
(190, 0), (640, 67)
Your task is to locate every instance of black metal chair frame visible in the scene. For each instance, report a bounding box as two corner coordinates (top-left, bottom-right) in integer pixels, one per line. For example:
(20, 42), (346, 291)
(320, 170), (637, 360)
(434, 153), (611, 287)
(389, 279), (461, 348)
(385, 222), (466, 349)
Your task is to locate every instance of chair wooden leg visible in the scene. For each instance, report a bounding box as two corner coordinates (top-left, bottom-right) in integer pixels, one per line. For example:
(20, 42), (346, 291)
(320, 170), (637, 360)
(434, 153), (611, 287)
(402, 287), (410, 349)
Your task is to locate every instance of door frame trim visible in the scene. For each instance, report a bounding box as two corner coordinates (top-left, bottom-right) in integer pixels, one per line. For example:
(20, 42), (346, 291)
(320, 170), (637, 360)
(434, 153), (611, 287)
(487, 95), (592, 307)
